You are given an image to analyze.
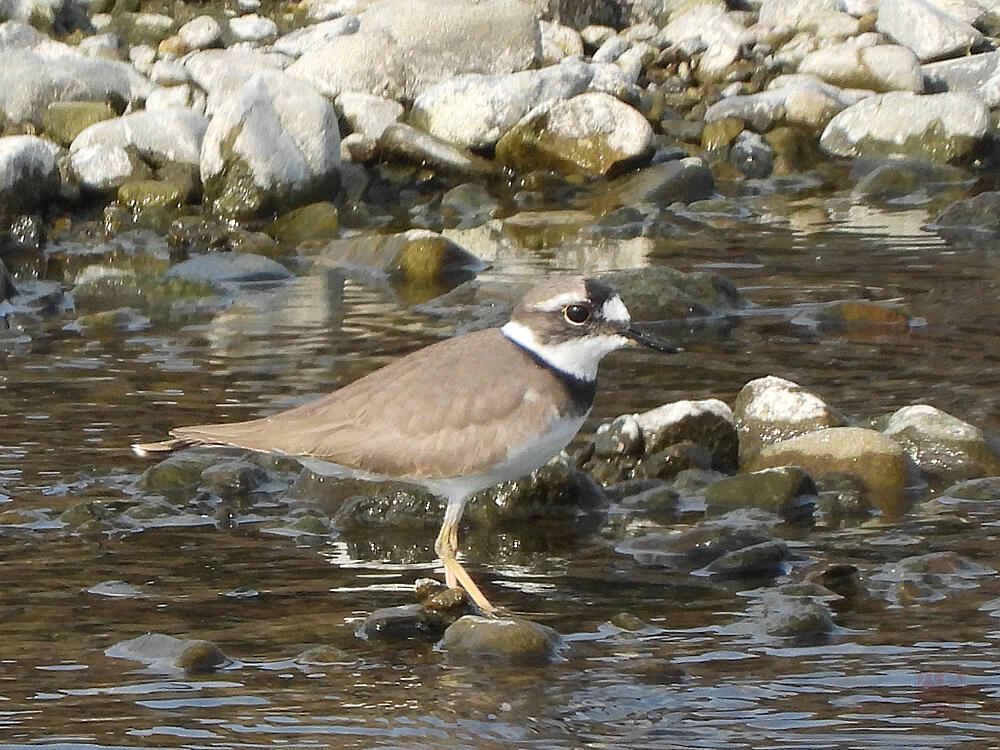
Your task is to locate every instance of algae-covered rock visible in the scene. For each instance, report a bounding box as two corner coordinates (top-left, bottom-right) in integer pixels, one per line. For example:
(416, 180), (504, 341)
(438, 615), (564, 664)
(496, 92), (653, 178)
(743, 427), (920, 516)
(705, 466), (816, 522)
(117, 179), (186, 211)
(41, 101), (116, 147)
(106, 633), (232, 674)
(378, 123), (496, 178)
(594, 158), (714, 210)
(0, 135), (62, 215)
(266, 202), (339, 245)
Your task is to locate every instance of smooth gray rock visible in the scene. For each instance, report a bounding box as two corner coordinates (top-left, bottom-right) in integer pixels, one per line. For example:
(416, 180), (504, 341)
(929, 190), (1000, 244)
(439, 616), (563, 664)
(819, 91), (989, 162)
(105, 633), (232, 674)
(378, 123), (495, 177)
(922, 51), (1000, 106)
(200, 69), (341, 220)
(601, 157), (715, 208)
(69, 143), (135, 192)
(876, 0), (982, 62)
(799, 43), (923, 92)
(410, 60), (593, 150)
(71, 109), (209, 166)
(271, 14), (359, 57)
(882, 404), (1000, 486)
(291, 0), (539, 102)
(705, 78), (855, 132)
(165, 252), (293, 283)
(0, 134), (61, 213)
(0, 23), (152, 126)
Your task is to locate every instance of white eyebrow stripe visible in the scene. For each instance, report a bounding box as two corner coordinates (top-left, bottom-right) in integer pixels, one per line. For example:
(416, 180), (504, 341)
(528, 292), (587, 312)
(601, 295), (631, 323)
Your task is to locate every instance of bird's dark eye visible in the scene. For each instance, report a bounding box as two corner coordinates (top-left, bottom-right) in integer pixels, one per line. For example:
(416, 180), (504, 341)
(563, 304), (590, 325)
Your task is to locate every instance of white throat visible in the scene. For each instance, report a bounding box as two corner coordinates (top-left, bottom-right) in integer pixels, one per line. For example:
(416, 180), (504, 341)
(501, 320), (628, 381)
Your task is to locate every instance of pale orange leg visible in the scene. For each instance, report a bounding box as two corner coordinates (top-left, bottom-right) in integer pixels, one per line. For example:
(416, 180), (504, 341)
(434, 505), (495, 615)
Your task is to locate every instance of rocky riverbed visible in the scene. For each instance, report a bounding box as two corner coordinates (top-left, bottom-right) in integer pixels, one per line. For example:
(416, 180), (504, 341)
(3, 0), (1000, 747)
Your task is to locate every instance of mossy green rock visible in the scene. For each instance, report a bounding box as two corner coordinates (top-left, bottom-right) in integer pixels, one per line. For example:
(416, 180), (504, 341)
(701, 117), (744, 151)
(267, 202), (340, 245)
(42, 101), (116, 146)
(117, 179), (187, 210)
(439, 616), (563, 664)
(706, 466), (816, 521)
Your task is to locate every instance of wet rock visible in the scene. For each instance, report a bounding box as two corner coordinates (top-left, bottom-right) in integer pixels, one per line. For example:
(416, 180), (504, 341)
(705, 467), (816, 522)
(333, 486), (444, 533)
(638, 400), (738, 471)
(733, 376), (846, 465)
(117, 178), (188, 211)
(702, 538), (790, 578)
(922, 51), (1000, 107)
(440, 183), (498, 227)
(41, 101), (116, 147)
(68, 306), (152, 332)
(870, 551), (993, 605)
(335, 91), (403, 142)
(71, 109), (208, 166)
(378, 123), (495, 178)
(272, 15), (360, 57)
(466, 455), (607, 527)
(743, 427), (920, 517)
(799, 42), (923, 93)
(138, 450), (222, 493)
(852, 159), (973, 204)
(266, 202), (340, 245)
(602, 266), (745, 319)
(59, 500), (138, 535)
(812, 299), (911, 327)
(199, 459), (271, 497)
(290, 0), (540, 102)
(0, 258), (15, 301)
(200, 69), (341, 221)
(880, 404), (1000, 487)
(758, 591), (837, 640)
(729, 131), (774, 179)
(495, 92), (653, 178)
(410, 61), (593, 151)
(105, 633), (232, 673)
(438, 615), (564, 664)
(819, 91), (989, 163)
(87, 580), (146, 598)
(357, 604), (454, 641)
(876, 0), (982, 63)
(319, 229), (486, 285)
(0, 24), (151, 126)
(165, 252), (293, 283)
(595, 158), (715, 209)
(0, 135), (61, 214)
(929, 191), (1000, 245)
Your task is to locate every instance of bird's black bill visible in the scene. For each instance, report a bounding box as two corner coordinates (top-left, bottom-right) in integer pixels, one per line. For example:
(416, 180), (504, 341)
(622, 324), (680, 353)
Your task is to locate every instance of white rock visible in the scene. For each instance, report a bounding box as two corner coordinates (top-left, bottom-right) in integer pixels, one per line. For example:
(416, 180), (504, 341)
(876, 0), (982, 62)
(184, 48), (289, 114)
(636, 399), (734, 436)
(587, 61), (639, 98)
(838, 0), (877, 14)
(0, 135), (61, 211)
(539, 20), (583, 63)
(69, 143), (135, 191)
(200, 69), (341, 218)
(296, 0), (542, 100)
(410, 60), (593, 150)
(335, 91), (403, 140)
(0, 26), (151, 125)
(77, 33), (121, 58)
(656, 3), (753, 51)
(145, 84), (206, 114)
(820, 91), (989, 160)
(71, 109), (209, 165)
(799, 43), (923, 92)
(580, 24), (615, 49)
(178, 15), (223, 49)
(271, 15), (359, 57)
(759, 0), (860, 36)
(230, 13), (278, 43)
(150, 59), (190, 86)
(923, 50), (1000, 106)
(706, 78), (855, 131)
(128, 44), (157, 75)
(592, 34), (629, 63)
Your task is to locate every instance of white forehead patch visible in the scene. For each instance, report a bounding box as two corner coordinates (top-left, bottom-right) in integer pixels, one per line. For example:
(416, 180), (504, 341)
(501, 320), (629, 380)
(601, 295), (630, 323)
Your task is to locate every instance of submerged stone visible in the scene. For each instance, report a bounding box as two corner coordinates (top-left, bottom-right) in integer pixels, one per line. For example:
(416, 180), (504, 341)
(594, 157), (714, 209)
(705, 467), (816, 522)
(438, 615), (564, 664)
(106, 633), (232, 673)
(378, 123), (496, 178)
(358, 604), (453, 642)
(266, 202), (340, 245)
(929, 191), (1000, 246)
(165, 252), (293, 283)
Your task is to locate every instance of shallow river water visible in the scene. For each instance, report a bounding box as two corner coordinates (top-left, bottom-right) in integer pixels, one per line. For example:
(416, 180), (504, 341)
(2, 192), (1000, 749)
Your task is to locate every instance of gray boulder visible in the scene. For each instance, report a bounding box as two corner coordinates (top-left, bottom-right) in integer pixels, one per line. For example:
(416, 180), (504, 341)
(200, 70), (341, 220)
(71, 109), (209, 166)
(876, 0), (982, 63)
(410, 60), (593, 150)
(819, 91), (989, 162)
(289, 0), (540, 102)
(799, 43), (923, 93)
(882, 404), (1000, 486)
(335, 91), (402, 141)
(922, 51), (1000, 107)
(0, 134), (61, 213)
